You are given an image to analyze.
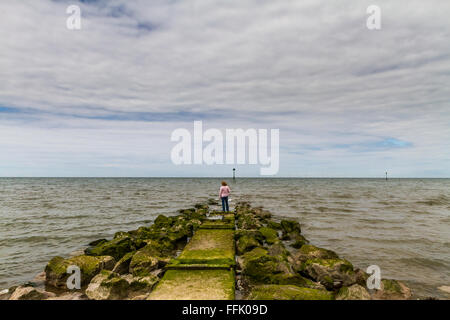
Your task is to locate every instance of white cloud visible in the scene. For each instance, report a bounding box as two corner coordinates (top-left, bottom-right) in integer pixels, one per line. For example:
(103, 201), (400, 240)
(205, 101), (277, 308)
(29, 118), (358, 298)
(0, 0), (449, 177)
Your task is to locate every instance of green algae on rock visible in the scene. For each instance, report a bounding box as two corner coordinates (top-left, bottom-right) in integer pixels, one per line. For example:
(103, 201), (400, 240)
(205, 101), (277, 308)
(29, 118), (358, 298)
(247, 284), (334, 300)
(85, 236), (138, 260)
(259, 227), (279, 245)
(129, 243), (171, 276)
(85, 270), (130, 300)
(148, 269), (235, 300)
(336, 284), (371, 300)
(371, 279), (412, 300)
(112, 251), (135, 274)
(174, 229), (235, 266)
(45, 255), (115, 288)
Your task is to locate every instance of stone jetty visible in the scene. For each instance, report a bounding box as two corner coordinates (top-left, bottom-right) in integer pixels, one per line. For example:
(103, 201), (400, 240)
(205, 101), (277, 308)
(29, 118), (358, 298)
(1, 201), (414, 300)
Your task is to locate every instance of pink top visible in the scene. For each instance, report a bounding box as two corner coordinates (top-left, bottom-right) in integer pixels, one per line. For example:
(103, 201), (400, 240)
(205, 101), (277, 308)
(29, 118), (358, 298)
(219, 186), (231, 198)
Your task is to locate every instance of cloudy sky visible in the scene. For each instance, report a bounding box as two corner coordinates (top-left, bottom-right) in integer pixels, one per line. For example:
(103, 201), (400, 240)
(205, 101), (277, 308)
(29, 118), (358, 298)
(0, 0), (449, 177)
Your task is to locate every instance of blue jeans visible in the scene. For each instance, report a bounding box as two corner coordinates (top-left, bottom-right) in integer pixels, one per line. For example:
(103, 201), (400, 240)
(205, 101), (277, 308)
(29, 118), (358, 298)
(221, 196), (229, 212)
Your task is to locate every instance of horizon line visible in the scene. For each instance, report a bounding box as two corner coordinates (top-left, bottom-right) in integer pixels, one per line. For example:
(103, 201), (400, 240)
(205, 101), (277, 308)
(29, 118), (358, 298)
(0, 176), (448, 179)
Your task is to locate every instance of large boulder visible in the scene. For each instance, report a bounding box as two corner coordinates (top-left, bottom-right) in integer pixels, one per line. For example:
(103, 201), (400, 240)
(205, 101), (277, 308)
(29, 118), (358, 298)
(236, 208), (262, 230)
(112, 251), (135, 274)
(123, 274), (159, 298)
(291, 234), (309, 249)
(84, 236), (138, 260)
(9, 286), (55, 300)
(129, 242), (170, 276)
(294, 244), (339, 260)
(253, 207), (272, 220)
(236, 235), (261, 255)
(295, 257), (356, 290)
(45, 255), (115, 288)
(266, 220), (282, 230)
(235, 230), (263, 255)
(247, 284), (334, 300)
(371, 279), (412, 300)
(258, 227), (279, 245)
(336, 284), (371, 300)
(241, 247), (319, 289)
(85, 270), (129, 300)
(280, 220), (301, 234)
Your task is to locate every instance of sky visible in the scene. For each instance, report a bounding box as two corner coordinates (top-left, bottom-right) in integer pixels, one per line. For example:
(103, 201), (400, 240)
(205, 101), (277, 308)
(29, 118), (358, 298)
(0, 0), (449, 177)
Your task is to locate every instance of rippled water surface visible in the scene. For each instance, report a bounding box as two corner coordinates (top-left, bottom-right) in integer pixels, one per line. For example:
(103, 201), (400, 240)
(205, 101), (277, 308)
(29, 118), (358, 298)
(0, 178), (449, 298)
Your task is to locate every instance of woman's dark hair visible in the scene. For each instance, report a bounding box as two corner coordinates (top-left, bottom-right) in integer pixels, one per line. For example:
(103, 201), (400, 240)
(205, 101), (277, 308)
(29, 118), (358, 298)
(221, 181), (227, 186)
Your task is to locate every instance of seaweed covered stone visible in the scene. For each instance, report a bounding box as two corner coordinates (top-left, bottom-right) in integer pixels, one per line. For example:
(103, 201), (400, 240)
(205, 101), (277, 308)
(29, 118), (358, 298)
(241, 247), (312, 288)
(371, 279), (412, 300)
(247, 284), (334, 300)
(259, 227), (279, 245)
(235, 230), (264, 254)
(85, 236), (138, 260)
(336, 284), (371, 300)
(112, 251), (135, 274)
(129, 242), (171, 276)
(280, 220), (301, 235)
(45, 255), (115, 288)
(295, 257), (357, 290)
(85, 270), (130, 300)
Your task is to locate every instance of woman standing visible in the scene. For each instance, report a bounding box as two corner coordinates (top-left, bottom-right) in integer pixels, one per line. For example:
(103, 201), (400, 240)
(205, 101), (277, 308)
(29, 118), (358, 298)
(219, 181), (231, 212)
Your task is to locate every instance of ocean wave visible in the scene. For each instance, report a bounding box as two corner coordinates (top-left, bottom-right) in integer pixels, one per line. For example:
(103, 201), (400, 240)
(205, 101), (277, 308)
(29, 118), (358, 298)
(397, 257), (449, 270)
(416, 195), (449, 206)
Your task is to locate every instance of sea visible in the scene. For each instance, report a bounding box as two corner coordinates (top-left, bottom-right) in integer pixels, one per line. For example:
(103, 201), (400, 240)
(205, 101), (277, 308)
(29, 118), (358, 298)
(0, 178), (449, 298)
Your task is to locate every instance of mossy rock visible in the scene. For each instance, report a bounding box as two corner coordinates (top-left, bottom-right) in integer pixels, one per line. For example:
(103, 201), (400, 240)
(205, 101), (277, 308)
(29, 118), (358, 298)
(266, 221), (282, 230)
(85, 236), (137, 260)
(296, 257), (356, 290)
(129, 243), (170, 276)
(235, 230), (264, 242)
(267, 243), (290, 259)
(126, 275), (159, 295)
(371, 279), (412, 300)
(9, 286), (55, 300)
(112, 251), (135, 274)
(179, 209), (205, 220)
(85, 270), (130, 300)
(336, 284), (371, 300)
(113, 231), (131, 239)
(236, 214), (262, 230)
(45, 255), (115, 288)
(296, 244), (339, 260)
(154, 215), (173, 228)
(269, 273), (321, 288)
(242, 247), (290, 284)
(253, 208), (272, 219)
(247, 285), (334, 300)
(88, 239), (107, 247)
(280, 220), (301, 234)
(291, 234), (309, 249)
(259, 227), (279, 245)
(236, 235), (261, 255)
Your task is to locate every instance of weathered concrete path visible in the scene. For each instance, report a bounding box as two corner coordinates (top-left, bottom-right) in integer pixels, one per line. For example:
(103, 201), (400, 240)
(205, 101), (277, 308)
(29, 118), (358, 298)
(148, 212), (235, 300)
